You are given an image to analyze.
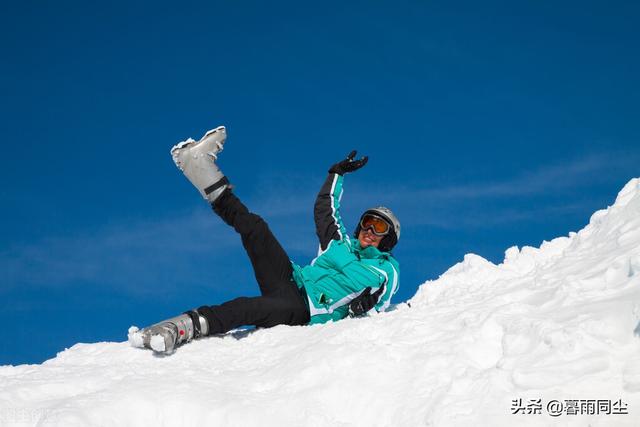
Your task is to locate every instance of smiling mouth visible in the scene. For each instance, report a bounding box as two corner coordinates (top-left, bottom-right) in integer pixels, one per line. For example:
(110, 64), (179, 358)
(362, 233), (377, 244)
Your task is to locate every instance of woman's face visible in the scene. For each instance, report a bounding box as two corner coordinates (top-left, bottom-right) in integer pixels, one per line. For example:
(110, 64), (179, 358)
(358, 228), (383, 248)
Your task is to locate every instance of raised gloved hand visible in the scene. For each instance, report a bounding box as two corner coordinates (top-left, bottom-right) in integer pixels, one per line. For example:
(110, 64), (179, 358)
(349, 284), (385, 316)
(329, 150), (368, 175)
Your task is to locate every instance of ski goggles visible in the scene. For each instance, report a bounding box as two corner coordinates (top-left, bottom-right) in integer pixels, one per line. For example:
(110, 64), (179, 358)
(359, 214), (391, 236)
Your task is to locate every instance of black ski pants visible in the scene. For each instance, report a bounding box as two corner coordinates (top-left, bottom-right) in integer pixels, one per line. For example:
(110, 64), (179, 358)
(197, 189), (310, 334)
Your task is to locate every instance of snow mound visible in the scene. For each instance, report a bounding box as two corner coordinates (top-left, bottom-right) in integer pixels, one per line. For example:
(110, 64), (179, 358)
(1, 179), (639, 426)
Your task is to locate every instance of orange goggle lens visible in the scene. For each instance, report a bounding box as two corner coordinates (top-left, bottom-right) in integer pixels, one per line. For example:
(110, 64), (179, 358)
(360, 214), (390, 236)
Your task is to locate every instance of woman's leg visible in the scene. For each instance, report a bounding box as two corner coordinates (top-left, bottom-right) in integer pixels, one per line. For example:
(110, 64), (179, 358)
(212, 188), (294, 296)
(134, 127), (307, 353)
(197, 188), (310, 333)
(197, 285), (310, 334)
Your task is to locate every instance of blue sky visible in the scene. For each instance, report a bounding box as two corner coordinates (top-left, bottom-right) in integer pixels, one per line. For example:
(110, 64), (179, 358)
(1, 1), (639, 365)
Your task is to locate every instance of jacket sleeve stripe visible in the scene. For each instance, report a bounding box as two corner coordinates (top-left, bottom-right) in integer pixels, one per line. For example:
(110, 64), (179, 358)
(381, 263), (399, 312)
(329, 174), (346, 242)
(369, 264), (398, 312)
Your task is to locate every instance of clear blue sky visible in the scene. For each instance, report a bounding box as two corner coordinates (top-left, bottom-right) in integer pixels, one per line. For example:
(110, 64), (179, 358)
(1, 1), (638, 365)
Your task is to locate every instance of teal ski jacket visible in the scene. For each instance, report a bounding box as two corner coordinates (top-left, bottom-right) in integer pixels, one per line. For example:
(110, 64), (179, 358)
(292, 173), (400, 324)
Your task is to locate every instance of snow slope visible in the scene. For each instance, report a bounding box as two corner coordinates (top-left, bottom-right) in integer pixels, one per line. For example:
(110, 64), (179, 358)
(1, 179), (639, 427)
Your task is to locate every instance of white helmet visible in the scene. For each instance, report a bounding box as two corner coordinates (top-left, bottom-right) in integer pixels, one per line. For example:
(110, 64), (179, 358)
(354, 206), (401, 252)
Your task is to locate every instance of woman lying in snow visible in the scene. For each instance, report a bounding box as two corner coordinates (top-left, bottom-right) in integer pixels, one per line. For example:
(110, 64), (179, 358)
(129, 126), (400, 354)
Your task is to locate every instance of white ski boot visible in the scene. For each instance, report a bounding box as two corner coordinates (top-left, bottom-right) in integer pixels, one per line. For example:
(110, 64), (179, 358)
(128, 311), (209, 354)
(171, 125), (229, 203)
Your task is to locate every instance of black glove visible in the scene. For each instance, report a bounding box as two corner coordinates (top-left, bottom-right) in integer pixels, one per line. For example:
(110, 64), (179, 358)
(349, 285), (385, 316)
(328, 150), (368, 175)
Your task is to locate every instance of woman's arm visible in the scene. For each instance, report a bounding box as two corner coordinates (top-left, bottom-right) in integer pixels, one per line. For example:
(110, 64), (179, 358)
(313, 151), (368, 251)
(314, 172), (349, 251)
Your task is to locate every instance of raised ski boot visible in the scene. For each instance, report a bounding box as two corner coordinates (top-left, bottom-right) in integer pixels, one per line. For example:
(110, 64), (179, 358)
(128, 310), (209, 354)
(171, 125), (229, 203)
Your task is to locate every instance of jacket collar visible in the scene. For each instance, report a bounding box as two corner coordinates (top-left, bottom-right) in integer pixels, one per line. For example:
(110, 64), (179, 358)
(353, 240), (387, 259)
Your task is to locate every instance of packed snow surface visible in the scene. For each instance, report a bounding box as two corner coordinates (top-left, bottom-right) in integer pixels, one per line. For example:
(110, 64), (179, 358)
(2, 179), (640, 426)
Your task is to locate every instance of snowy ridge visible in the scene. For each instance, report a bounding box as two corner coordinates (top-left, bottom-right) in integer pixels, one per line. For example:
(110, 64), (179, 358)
(1, 179), (639, 426)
